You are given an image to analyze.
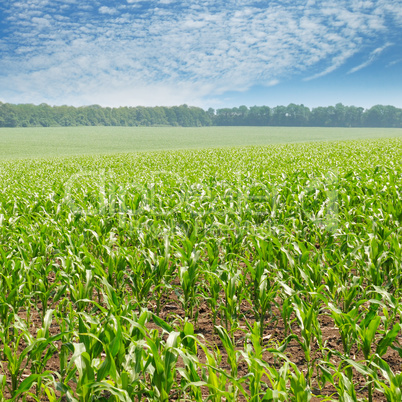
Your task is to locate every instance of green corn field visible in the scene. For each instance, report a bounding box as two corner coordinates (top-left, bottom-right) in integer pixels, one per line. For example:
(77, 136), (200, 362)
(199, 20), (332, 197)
(0, 137), (401, 401)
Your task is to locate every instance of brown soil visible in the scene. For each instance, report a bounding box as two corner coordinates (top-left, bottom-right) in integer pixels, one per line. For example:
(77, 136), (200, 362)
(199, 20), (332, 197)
(1, 280), (401, 401)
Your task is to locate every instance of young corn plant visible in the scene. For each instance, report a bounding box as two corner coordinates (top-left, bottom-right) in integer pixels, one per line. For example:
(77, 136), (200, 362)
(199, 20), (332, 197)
(0, 299), (17, 359)
(356, 308), (381, 402)
(278, 281), (296, 337)
(218, 265), (245, 336)
(177, 349), (205, 402)
(372, 358), (402, 402)
(125, 254), (154, 310)
(289, 362), (313, 402)
(175, 230), (202, 321)
(119, 340), (148, 399)
(112, 310), (152, 398)
(0, 375), (5, 401)
(53, 297), (78, 380)
(68, 268), (96, 312)
(202, 269), (221, 329)
(142, 236), (172, 315)
(206, 238), (221, 270)
(365, 234), (390, 287)
(1, 331), (32, 398)
(18, 310), (64, 399)
(175, 321), (205, 401)
(334, 371), (359, 402)
(1, 313), (60, 400)
(240, 322), (289, 401)
(215, 325), (243, 398)
(30, 261), (63, 325)
(59, 319), (132, 402)
(292, 293), (323, 389)
(144, 329), (181, 401)
(354, 303), (400, 402)
(100, 247), (131, 301)
(327, 301), (364, 358)
(98, 276), (131, 316)
(242, 258), (279, 340)
(61, 342), (104, 402)
(198, 343), (234, 402)
(0, 260), (28, 348)
(368, 286), (401, 332)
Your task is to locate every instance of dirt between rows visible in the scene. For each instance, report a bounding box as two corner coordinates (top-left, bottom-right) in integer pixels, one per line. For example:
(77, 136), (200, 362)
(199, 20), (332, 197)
(1, 279), (401, 402)
(153, 290), (401, 402)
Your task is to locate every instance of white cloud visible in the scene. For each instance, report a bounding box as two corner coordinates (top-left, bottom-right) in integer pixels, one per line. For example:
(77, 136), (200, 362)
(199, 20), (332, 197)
(267, 79), (280, 86)
(31, 16), (52, 28)
(99, 6), (118, 15)
(304, 48), (358, 81)
(387, 58), (402, 67)
(348, 42), (392, 73)
(0, 0), (401, 106)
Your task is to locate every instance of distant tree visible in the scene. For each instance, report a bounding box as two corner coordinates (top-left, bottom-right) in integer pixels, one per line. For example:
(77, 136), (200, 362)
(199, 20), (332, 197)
(364, 105), (402, 127)
(285, 104), (310, 126)
(0, 101), (401, 128)
(215, 108), (233, 125)
(272, 105), (287, 126)
(344, 106), (364, 127)
(0, 104), (18, 127)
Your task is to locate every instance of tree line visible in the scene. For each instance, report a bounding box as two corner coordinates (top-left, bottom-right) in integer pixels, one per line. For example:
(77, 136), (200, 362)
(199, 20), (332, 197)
(0, 102), (401, 128)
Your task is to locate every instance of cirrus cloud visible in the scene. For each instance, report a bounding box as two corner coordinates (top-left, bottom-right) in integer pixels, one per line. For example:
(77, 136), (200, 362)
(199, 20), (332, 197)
(0, 0), (401, 107)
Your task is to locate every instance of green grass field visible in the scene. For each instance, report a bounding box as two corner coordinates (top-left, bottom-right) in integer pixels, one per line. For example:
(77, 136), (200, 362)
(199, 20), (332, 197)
(1, 126), (402, 159)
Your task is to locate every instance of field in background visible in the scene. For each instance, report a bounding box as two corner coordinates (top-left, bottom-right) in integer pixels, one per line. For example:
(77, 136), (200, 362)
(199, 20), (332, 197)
(1, 125), (402, 159)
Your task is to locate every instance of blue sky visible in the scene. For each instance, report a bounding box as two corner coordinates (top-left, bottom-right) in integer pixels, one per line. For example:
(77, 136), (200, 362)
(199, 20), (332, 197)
(0, 0), (401, 109)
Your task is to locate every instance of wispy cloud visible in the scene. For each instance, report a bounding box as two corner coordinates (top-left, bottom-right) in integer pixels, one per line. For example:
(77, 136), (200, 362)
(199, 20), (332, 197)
(304, 49), (358, 81)
(387, 58), (402, 67)
(0, 0), (401, 107)
(348, 42), (392, 74)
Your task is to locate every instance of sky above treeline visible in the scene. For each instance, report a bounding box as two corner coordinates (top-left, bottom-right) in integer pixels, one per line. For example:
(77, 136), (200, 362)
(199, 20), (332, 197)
(0, 0), (401, 109)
